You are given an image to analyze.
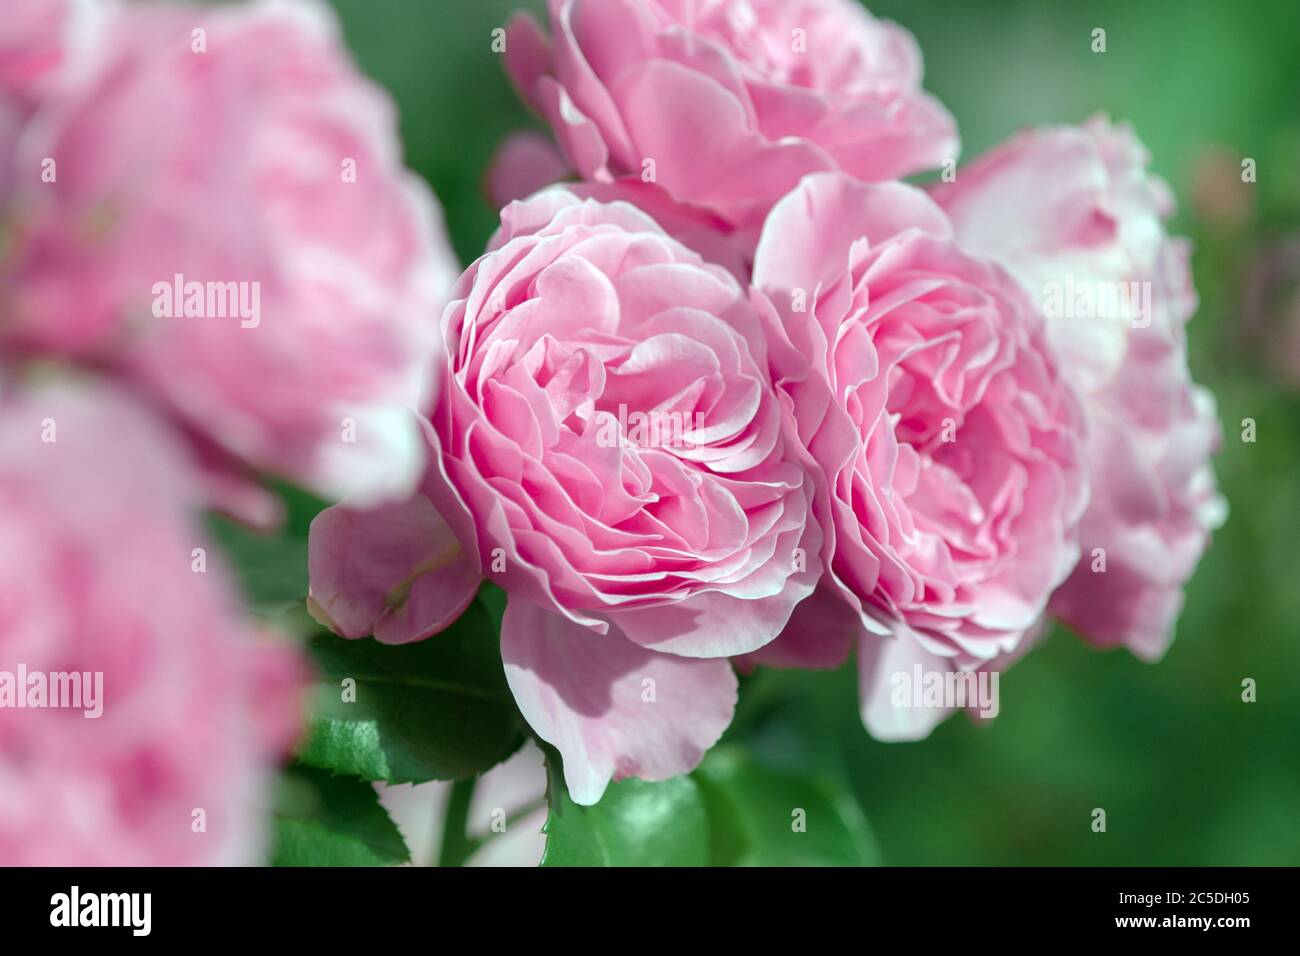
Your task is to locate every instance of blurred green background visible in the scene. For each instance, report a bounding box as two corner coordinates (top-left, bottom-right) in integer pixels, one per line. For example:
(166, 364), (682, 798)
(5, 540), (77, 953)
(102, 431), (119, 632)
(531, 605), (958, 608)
(325, 0), (1300, 865)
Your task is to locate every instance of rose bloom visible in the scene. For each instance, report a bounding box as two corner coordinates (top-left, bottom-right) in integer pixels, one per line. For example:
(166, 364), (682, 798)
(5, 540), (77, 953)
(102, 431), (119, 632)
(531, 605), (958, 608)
(752, 173), (1089, 740)
(505, 0), (957, 229)
(932, 116), (1226, 660)
(0, 382), (301, 865)
(0, 0), (457, 517)
(310, 189), (820, 803)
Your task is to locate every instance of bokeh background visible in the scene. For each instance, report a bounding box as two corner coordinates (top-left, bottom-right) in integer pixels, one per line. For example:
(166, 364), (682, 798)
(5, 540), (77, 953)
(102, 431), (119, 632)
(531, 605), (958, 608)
(326, 0), (1300, 865)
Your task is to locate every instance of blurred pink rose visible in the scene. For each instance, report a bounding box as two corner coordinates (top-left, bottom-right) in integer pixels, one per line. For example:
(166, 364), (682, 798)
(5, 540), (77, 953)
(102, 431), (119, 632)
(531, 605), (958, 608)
(0, 0), (458, 511)
(310, 189), (820, 802)
(0, 382), (302, 865)
(0, 0), (99, 109)
(753, 173), (1088, 740)
(932, 117), (1226, 660)
(505, 0), (957, 228)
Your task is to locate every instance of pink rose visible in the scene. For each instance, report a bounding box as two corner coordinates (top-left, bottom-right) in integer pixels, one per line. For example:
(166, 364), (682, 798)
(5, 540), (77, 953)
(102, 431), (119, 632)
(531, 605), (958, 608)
(0, 382), (302, 865)
(0, 0), (458, 511)
(310, 188), (820, 803)
(505, 0), (957, 228)
(752, 173), (1088, 740)
(932, 117), (1226, 660)
(0, 0), (99, 108)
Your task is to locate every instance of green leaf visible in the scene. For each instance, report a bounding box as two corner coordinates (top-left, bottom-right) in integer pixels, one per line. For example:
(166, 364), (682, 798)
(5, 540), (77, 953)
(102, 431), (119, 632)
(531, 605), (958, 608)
(694, 747), (882, 866)
(539, 746), (710, 866)
(478, 581), (506, 634)
(297, 598), (525, 784)
(271, 764), (409, 867)
(205, 481), (329, 614)
(207, 514), (309, 612)
(272, 481), (331, 539)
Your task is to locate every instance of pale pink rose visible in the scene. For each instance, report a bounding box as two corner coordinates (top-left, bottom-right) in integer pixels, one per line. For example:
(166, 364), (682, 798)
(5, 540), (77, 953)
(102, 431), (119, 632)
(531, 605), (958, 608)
(932, 117), (1226, 660)
(505, 0), (957, 228)
(0, 382), (302, 866)
(0, 0), (458, 510)
(752, 173), (1088, 740)
(310, 189), (820, 803)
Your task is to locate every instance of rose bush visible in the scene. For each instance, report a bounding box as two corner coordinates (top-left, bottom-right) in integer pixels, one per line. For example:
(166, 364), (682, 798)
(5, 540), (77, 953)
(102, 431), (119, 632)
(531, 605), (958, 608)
(0, 0), (1235, 867)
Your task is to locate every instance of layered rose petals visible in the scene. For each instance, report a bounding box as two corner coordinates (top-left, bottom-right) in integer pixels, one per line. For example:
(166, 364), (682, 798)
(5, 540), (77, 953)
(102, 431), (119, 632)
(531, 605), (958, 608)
(440, 190), (820, 650)
(505, 0), (957, 228)
(311, 188), (819, 801)
(933, 117), (1226, 660)
(501, 601), (737, 805)
(754, 173), (1088, 740)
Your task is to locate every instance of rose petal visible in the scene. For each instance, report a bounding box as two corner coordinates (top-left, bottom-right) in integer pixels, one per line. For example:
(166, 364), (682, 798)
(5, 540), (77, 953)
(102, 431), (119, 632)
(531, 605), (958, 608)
(308, 495), (480, 644)
(502, 599), (737, 804)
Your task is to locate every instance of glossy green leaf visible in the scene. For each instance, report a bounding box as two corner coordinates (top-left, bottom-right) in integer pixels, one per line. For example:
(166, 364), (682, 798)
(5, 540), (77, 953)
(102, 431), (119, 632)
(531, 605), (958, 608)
(297, 599), (524, 784)
(272, 765), (409, 867)
(694, 747), (882, 866)
(539, 746), (709, 867)
(207, 513), (309, 612)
